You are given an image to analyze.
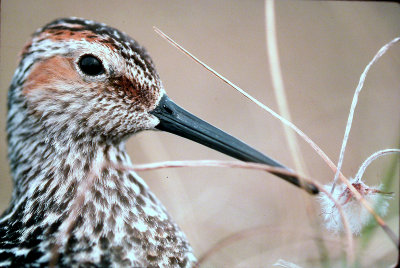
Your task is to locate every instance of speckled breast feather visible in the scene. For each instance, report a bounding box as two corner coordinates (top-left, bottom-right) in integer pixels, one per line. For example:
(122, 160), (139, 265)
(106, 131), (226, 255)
(0, 17), (196, 267)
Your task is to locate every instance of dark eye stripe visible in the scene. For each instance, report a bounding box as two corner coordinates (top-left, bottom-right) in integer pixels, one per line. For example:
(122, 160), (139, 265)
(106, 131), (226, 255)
(78, 55), (105, 76)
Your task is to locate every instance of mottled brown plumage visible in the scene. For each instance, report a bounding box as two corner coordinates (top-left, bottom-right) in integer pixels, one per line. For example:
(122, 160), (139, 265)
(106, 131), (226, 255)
(1, 17), (195, 267)
(1, 17), (317, 267)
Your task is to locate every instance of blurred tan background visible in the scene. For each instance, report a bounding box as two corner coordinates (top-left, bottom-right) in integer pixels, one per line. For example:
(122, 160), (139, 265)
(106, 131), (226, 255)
(1, 1), (399, 267)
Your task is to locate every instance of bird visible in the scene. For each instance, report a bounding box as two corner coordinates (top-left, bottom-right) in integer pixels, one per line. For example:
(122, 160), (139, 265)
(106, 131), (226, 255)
(0, 18), (318, 267)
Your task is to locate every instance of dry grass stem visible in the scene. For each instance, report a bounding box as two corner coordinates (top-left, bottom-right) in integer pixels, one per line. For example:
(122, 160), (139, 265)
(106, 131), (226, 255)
(265, 0), (307, 176)
(264, 1), (332, 264)
(153, 26), (343, 178)
(352, 148), (400, 249)
(274, 259), (303, 268)
(354, 149), (400, 182)
(153, 25), (398, 255)
(130, 160), (313, 189)
(331, 37), (400, 192)
(131, 160), (318, 194)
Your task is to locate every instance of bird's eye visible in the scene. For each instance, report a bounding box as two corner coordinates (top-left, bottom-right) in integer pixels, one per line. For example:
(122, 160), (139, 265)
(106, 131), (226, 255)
(78, 55), (105, 76)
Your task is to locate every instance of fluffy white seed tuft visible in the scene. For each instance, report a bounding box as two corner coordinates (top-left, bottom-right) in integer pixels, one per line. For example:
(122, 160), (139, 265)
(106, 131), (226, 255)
(319, 178), (391, 235)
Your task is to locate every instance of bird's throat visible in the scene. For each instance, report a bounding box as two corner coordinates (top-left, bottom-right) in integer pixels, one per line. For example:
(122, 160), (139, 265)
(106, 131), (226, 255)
(3, 134), (196, 265)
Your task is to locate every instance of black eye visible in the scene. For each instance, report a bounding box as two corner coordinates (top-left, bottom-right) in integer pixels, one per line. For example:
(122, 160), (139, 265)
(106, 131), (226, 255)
(78, 55), (105, 76)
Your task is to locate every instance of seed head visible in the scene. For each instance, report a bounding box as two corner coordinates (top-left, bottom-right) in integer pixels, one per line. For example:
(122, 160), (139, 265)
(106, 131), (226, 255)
(319, 177), (392, 235)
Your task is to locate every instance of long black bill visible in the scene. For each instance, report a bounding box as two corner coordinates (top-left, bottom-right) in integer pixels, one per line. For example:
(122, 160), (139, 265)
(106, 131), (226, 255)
(150, 95), (318, 194)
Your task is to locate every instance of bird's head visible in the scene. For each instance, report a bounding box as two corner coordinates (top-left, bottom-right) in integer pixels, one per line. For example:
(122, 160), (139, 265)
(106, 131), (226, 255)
(12, 18), (163, 142)
(8, 17), (318, 194)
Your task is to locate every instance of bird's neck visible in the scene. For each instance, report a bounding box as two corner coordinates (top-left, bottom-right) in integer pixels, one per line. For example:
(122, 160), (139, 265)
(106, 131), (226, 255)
(4, 126), (195, 265)
(8, 126), (135, 203)
(6, 129), (157, 227)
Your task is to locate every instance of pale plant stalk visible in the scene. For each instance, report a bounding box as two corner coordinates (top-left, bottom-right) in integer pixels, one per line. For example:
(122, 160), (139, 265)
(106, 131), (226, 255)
(153, 27), (341, 177)
(354, 149), (400, 182)
(265, 0), (307, 176)
(153, 27), (399, 247)
(264, 0), (336, 264)
(128, 160), (310, 184)
(331, 37), (400, 193)
(328, 36), (400, 248)
(274, 259), (303, 268)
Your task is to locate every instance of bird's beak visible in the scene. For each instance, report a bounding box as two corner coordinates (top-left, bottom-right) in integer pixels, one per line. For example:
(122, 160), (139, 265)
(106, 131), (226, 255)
(150, 95), (318, 194)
